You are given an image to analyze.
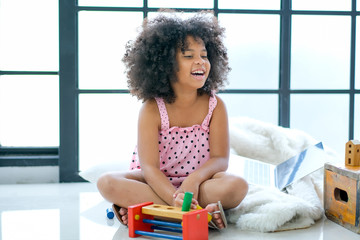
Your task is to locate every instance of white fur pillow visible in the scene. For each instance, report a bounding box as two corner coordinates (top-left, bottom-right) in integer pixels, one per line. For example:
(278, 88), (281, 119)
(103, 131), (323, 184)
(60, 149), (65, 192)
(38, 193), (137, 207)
(79, 161), (129, 183)
(229, 116), (319, 165)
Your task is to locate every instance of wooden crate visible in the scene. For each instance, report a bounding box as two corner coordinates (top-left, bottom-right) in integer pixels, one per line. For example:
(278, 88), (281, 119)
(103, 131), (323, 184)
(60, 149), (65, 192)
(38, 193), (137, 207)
(324, 162), (360, 234)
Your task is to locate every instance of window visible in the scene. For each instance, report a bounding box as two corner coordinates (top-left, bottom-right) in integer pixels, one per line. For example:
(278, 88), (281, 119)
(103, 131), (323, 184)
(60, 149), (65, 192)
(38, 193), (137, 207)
(62, 0), (360, 181)
(1, 0), (358, 182)
(0, 0), (59, 169)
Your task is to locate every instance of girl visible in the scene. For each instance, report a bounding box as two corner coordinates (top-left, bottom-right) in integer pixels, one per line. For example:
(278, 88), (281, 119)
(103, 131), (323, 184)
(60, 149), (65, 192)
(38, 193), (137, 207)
(97, 11), (248, 229)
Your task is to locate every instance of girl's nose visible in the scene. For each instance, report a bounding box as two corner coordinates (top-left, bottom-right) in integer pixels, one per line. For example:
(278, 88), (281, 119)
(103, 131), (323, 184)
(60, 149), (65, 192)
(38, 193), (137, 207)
(194, 56), (205, 65)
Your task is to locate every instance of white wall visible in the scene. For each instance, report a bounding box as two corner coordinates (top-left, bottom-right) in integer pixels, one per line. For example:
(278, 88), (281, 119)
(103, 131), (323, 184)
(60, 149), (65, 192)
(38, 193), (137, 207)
(0, 166), (59, 184)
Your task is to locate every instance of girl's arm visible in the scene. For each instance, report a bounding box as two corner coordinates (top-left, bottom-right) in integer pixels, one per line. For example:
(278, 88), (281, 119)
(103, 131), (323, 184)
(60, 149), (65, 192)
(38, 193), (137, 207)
(137, 100), (177, 206)
(178, 96), (229, 199)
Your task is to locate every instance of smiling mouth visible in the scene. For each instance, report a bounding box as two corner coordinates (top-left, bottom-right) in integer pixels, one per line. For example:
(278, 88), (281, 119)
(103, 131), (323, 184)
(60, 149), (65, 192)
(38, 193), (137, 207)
(191, 70), (205, 76)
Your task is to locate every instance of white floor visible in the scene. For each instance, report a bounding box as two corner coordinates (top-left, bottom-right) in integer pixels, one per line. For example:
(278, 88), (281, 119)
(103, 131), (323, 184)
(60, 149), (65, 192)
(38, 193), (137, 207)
(0, 182), (359, 240)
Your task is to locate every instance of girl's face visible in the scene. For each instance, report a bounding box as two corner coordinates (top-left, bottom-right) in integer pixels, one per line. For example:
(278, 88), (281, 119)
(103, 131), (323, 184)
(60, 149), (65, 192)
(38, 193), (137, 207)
(173, 36), (211, 92)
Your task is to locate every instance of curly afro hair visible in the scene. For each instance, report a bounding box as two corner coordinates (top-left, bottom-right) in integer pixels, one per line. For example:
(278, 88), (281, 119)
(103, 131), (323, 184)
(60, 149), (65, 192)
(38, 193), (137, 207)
(123, 10), (230, 103)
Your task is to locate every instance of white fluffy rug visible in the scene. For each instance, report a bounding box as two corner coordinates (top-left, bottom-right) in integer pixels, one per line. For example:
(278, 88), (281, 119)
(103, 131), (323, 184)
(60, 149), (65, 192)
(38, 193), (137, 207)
(79, 116), (340, 233)
(226, 117), (339, 232)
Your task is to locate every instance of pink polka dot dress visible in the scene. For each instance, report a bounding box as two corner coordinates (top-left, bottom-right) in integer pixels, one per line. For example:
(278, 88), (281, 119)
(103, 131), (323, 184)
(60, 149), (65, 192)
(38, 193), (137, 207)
(130, 94), (218, 188)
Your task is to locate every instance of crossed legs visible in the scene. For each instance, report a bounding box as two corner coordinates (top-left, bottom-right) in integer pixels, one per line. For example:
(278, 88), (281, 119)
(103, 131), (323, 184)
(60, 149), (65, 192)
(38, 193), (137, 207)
(97, 170), (248, 228)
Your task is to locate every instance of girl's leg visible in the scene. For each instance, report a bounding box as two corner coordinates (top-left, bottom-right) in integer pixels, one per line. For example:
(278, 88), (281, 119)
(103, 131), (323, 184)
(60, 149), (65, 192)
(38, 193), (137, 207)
(97, 170), (167, 225)
(198, 172), (248, 209)
(97, 170), (167, 207)
(198, 172), (248, 229)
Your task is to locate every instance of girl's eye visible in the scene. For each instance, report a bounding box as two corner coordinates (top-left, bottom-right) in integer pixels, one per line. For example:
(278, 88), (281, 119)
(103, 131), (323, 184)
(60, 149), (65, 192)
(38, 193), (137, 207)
(184, 55), (193, 58)
(201, 56), (208, 59)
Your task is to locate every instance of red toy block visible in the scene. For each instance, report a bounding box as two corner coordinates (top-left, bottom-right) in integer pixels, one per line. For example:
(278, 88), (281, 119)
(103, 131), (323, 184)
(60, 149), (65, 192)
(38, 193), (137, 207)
(128, 202), (154, 238)
(182, 209), (208, 240)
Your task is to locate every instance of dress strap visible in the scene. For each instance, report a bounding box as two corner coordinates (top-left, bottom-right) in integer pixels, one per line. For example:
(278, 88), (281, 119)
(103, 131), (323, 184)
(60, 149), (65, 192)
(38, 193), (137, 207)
(155, 97), (170, 130)
(201, 93), (218, 129)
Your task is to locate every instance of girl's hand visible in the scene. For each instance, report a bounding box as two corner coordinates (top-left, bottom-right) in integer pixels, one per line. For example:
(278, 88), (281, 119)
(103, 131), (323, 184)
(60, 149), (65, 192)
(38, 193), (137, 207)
(172, 190), (198, 209)
(178, 175), (200, 200)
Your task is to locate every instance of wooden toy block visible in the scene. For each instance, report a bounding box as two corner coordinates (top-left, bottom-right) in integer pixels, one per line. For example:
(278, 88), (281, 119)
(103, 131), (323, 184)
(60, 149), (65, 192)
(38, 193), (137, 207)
(128, 202), (154, 238)
(182, 192), (193, 211)
(142, 204), (188, 220)
(324, 162), (360, 234)
(128, 202), (209, 239)
(182, 209), (208, 240)
(345, 140), (360, 166)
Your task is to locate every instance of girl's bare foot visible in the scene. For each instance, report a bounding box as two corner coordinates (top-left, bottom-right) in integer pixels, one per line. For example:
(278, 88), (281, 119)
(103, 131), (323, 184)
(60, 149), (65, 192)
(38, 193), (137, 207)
(113, 204), (129, 226)
(119, 207), (128, 225)
(205, 203), (225, 229)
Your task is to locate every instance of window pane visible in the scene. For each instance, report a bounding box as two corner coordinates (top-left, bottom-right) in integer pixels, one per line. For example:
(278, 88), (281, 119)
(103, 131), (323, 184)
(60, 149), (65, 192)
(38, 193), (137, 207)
(78, 11), (143, 89)
(355, 94), (360, 140)
(79, 94), (142, 171)
(219, 0), (280, 10)
(219, 93), (278, 125)
(291, 15), (351, 89)
(219, 14), (280, 89)
(148, 0), (213, 8)
(0, 75), (59, 147)
(355, 16), (360, 90)
(292, 0), (351, 11)
(290, 94), (349, 156)
(0, 0), (58, 71)
(78, 0), (143, 7)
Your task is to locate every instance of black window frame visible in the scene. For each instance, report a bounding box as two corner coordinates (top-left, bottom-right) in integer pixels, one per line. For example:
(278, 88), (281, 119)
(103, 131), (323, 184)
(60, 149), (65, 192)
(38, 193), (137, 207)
(1, 0), (358, 182)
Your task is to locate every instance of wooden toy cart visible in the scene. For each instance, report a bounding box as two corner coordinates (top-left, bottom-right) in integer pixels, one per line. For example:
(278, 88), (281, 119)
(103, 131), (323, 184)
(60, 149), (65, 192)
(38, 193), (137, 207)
(128, 202), (209, 240)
